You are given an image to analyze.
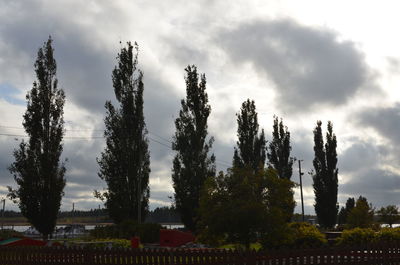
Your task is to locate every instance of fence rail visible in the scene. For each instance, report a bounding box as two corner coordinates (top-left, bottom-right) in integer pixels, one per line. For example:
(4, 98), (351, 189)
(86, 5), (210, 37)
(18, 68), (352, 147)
(1, 243), (400, 265)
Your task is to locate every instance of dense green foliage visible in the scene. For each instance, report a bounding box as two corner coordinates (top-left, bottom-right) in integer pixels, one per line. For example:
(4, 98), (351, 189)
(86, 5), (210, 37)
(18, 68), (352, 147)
(172, 65), (216, 232)
(267, 116), (294, 180)
(376, 227), (400, 242)
(336, 228), (376, 246)
(97, 42), (150, 224)
(8, 37), (66, 240)
(287, 222), (327, 248)
(337, 227), (400, 246)
(377, 205), (400, 228)
(198, 168), (295, 248)
(338, 197), (355, 226)
(312, 121), (338, 228)
(90, 221), (161, 243)
(266, 116), (295, 221)
(69, 238), (132, 249)
(233, 99), (266, 172)
(346, 196), (374, 229)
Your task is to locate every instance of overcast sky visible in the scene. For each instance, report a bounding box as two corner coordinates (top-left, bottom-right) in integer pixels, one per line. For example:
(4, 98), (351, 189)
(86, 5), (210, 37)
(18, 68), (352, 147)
(1, 0), (400, 214)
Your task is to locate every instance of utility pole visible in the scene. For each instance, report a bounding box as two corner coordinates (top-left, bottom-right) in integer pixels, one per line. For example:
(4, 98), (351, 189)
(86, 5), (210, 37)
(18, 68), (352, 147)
(298, 160), (305, 222)
(1, 199), (5, 230)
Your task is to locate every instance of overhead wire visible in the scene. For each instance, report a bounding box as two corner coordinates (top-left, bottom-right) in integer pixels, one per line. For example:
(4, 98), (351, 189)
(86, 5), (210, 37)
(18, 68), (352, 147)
(0, 124), (232, 168)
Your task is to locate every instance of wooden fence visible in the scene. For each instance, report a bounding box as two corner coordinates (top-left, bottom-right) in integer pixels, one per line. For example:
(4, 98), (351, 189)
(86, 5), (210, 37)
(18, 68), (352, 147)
(1, 244), (400, 265)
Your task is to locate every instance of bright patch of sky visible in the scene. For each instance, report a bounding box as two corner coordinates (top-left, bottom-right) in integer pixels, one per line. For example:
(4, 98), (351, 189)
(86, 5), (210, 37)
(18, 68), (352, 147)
(0, 83), (25, 105)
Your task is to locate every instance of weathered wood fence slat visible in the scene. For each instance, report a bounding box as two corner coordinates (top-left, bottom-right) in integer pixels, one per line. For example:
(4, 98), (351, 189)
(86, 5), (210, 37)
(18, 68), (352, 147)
(2, 243), (400, 265)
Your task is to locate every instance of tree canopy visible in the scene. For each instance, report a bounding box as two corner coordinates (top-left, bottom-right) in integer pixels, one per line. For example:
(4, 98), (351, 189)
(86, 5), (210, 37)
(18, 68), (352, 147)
(97, 42), (150, 224)
(347, 196), (374, 229)
(338, 197), (355, 226)
(198, 168), (295, 248)
(377, 205), (400, 228)
(172, 65), (216, 232)
(233, 99), (266, 172)
(312, 121), (338, 229)
(267, 116), (294, 180)
(8, 37), (66, 240)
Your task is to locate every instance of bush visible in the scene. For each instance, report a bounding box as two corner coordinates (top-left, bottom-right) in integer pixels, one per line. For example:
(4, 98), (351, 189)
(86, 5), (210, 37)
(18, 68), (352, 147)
(288, 222), (327, 248)
(376, 227), (400, 242)
(261, 222), (327, 249)
(69, 238), (131, 249)
(336, 228), (376, 246)
(90, 221), (162, 243)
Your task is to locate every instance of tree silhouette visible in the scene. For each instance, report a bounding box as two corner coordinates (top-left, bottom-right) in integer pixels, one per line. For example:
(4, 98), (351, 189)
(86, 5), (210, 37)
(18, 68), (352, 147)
(267, 116), (294, 180)
(97, 42), (150, 224)
(233, 99), (266, 172)
(8, 37), (66, 240)
(172, 65), (215, 231)
(312, 121), (338, 229)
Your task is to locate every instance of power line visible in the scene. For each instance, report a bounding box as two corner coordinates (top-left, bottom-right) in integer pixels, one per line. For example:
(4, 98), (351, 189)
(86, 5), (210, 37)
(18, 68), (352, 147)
(0, 133), (103, 140)
(148, 136), (171, 149)
(0, 125), (232, 168)
(0, 125), (102, 132)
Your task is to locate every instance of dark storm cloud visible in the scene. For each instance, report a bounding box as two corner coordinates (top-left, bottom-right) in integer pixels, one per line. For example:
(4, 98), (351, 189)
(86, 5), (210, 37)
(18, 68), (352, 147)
(356, 103), (400, 145)
(217, 19), (377, 113)
(340, 168), (400, 208)
(162, 38), (210, 69)
(62, 140), (104, 187)
(0, 1), (186, 209)
(339, 140), (382, 174)
(0, 139), (17, 185)
(0, 1), (115, 114)
(1, 24), (115, 114)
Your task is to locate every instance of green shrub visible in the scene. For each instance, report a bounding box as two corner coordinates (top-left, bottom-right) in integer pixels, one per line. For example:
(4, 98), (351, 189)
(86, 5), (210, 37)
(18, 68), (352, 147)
(289, 222), (327, 248)
(197, 227), (227, 247)
(69, 238), (131, 249)
(376, 227), (400, 242)
(90, 221), (161, 243)
(261, 222), (327, 249)
(336, 228), (376, 246)
(261, 223), (294, 249)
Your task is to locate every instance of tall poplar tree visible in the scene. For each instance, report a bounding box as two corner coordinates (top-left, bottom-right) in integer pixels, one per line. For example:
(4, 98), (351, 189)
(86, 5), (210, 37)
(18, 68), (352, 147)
(267, 116), (295, 221)
(233, 99), (266, 172)
(8, 37), (66, 240)
(97, 42), (150, 224)
(312, 121), (338, 228)
(267, 116), (294, 180)
(172, 65), (216, 232)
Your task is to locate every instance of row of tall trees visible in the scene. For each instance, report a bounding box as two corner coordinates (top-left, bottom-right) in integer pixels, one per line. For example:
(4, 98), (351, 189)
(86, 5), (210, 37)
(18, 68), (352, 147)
(6, 37), (340, 241)
(172, 70), (340, 234)
(7, 39), (151, 239)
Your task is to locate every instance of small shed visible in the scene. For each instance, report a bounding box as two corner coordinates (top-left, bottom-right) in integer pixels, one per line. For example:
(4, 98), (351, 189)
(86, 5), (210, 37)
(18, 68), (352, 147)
(159, 229), (195, 247)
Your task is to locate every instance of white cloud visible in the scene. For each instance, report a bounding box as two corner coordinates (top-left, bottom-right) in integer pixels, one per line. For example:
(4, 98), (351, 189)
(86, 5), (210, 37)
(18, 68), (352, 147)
(0, 0), (399, 214)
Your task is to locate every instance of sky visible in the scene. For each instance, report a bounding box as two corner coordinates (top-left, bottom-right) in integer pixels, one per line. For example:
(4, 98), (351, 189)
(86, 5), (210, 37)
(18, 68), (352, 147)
(1, 0), (400, 214)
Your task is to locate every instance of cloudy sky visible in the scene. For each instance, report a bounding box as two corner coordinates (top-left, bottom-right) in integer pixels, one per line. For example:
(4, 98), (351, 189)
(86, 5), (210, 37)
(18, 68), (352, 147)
(1, 0), (400, 214)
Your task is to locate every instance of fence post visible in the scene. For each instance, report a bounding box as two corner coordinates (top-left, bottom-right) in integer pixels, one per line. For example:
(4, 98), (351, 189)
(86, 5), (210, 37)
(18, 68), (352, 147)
(246, 250), (256, 265)
(84, 248), (95, 265)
